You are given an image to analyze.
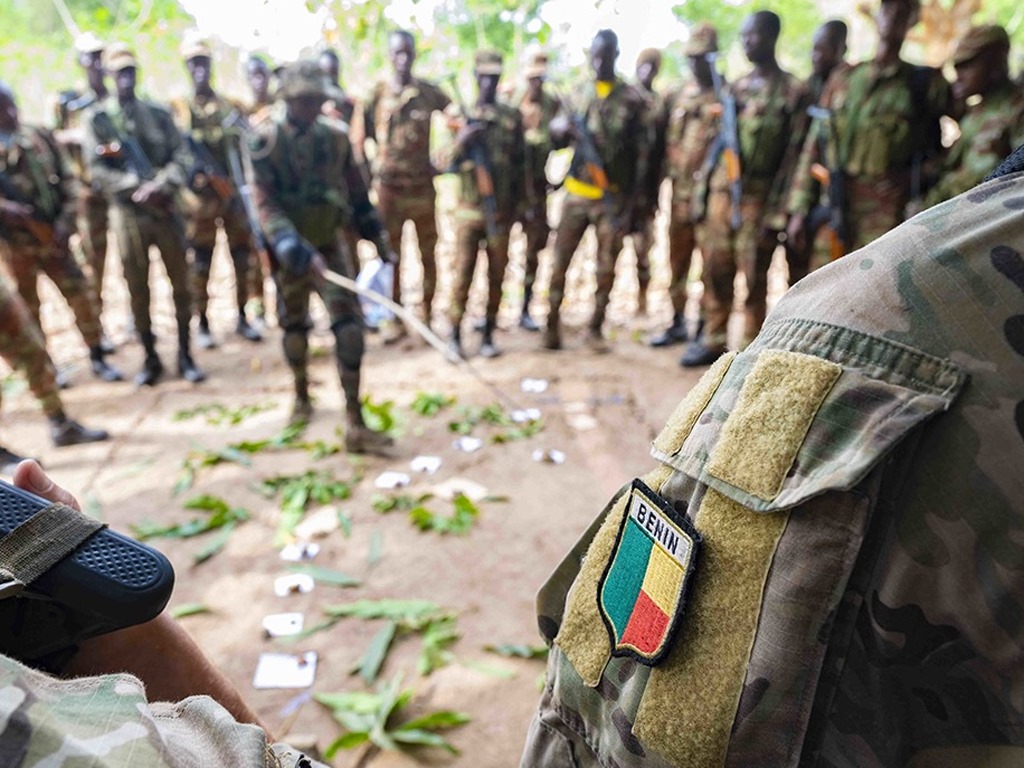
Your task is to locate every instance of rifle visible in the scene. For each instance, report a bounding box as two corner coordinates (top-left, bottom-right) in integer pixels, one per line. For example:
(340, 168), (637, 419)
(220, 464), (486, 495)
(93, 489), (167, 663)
(220, 110), (268, 257)
(0, 171), (57, 246)
(556, 86), (617, 227)
(806, 105), (849, 261)
(91, 111), (174, 214)
(705, 53), (742, 231)
(445, 76), (499, 239)
(183, 133), (234, 201)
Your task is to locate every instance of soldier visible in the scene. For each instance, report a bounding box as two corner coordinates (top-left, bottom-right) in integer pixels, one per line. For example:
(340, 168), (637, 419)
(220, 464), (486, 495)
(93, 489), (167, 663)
(516, 51), (561, 332)
(0, 82), (122, 384)
(83, 44), (205, 386)
(630, 47), (668, 318)
(362, 30), (450, 339)
(0, 278), (109, 470)
(786, 0), (951, 259)
(53, 32), (113, 336)
(650, 24), (719, 350)
(318, 48), (356, 126)
(176, 37), (262, 348)
(248, 60), (395, 453)
(520, 142), (1024, 768)
(442, 50), (525, 359)
(542, 29), (650, 353)
(246, 55), (275, 123)
(682, 11), (806, 367)
(922, 25), (1024, 207)
(783, 19), (849, 282)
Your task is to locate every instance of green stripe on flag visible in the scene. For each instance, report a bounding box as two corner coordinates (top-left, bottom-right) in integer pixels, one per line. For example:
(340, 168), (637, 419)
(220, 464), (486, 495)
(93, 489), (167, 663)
(602, 517), (653, 640)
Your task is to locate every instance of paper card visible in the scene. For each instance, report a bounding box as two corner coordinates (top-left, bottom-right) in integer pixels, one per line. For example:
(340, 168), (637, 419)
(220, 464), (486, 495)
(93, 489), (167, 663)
(262, 612), (305, 638)
(280, 543), (321, 562)
(375, 471), (411, 490)
(453, 436), (483, 453)
(253, 651), (318, 689)
(274, 574), (315, 597)
(410, 455), (442, 475)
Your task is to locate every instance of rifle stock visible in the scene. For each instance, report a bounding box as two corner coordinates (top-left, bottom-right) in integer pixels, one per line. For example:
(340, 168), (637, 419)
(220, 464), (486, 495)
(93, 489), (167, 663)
(806, 105), (849, 258)
(446, 76), (499, 239)
(707, 53), (743, 231)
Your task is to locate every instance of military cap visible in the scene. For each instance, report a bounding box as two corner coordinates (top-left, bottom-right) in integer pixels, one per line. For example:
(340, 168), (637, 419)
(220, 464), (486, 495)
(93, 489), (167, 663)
(524, 51), (549, 80)
(275, 59), (339, 100)
(74, 32), (105, 55)
(953, 24), (1010, 65)
(474, 50), (504, 76)
(637, 48), (663, 69)
(180, 33), (212, 61)
(103, 43), (137, 72)
(684, 23), (718, 56)
(879, 0), (921, 17)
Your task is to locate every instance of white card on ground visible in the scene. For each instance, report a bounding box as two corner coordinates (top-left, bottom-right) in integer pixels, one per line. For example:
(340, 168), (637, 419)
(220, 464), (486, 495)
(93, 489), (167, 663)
(533, 448), (566, 465)
(279, 542), (320, 562)
(453, 436), (483, 453)
(521, 378), (549, 393)
(512, 408), (542, 423)
(274, 573), (315, 597)
(262, 612), (305, 638)
(410, 455), (442, 475)
(374, 471), (411, 489)
(253, 651), (317, 689)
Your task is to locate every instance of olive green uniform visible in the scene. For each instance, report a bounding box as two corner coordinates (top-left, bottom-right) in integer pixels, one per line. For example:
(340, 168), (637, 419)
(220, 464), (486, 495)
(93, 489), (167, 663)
(701, 69), (806, 353)
(631, 84), (669, 311)
(0, 277), (63, 420)
(362, 78), (449, 319)
(442, 100), (526, 333)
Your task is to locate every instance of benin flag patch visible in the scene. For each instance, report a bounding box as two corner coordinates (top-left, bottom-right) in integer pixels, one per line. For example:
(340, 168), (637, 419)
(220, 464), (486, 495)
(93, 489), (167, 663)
(598, 479), (702, 665)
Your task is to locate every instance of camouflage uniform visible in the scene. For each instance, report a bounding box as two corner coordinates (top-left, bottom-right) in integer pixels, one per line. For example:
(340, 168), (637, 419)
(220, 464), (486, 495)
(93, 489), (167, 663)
(924, 27), (1024, 208)
(700, 69), (806, 354)
(522, 162), (1024, 768)
(82, 52), (197, 378)
(362, 76), (450, 320)
(442, 54), (526, 354)
(174, 89), (255, 327)
(0, 125), (103, 352)
(0, 653), (327, 767)
(0, 278), (63, 420)
(787, 58), (950, 253)
(517, 70), (561, 322)
(545, 77), (649, 349)
(250, 61), (392, 447)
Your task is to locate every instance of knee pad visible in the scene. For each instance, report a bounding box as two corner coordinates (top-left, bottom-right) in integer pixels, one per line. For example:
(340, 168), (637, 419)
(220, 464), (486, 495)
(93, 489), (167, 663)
(332, 319), (364, 370)
(282, 328), (308, 367)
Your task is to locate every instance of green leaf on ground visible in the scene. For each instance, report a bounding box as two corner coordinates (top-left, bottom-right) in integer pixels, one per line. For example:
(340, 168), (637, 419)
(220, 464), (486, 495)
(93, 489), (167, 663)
(169, 603), (211, 619)
(172, 401), (275, 426)
(352, 620), (398, 684)
(411, 392), (456, 417)
(259, 470), (356, 545)
(409, 493), (479, 535)
(289, 564), (361, 588)
(484, 643), (549, 660)
(361, 395), (400, 436)
(132, 494), (249, 559)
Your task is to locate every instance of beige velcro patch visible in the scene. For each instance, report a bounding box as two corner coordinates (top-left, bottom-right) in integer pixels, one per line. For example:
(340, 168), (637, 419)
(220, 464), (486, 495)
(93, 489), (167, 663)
(653, 352), (737, 457)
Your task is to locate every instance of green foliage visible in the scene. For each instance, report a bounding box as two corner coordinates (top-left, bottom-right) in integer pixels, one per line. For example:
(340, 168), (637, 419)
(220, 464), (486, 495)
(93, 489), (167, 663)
(169, 603), (211, 619)
(409, 493), (480, 535)
(131, 495), (249, 565)
(411, 391), (456, 417)
(448, 403), (508, 434)
(173, 401), (275, 426)
(361, 396), (400, 436)
(485, 643), (549, 660)
(258, 470), (356, 545)
(371, 492), (433, 515)
(288, 564), (362, 588)
(316, 675), (469, 758)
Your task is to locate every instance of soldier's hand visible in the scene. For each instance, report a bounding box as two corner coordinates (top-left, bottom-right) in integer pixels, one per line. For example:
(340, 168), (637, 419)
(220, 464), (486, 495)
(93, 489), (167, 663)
(786, 214), (807, 256)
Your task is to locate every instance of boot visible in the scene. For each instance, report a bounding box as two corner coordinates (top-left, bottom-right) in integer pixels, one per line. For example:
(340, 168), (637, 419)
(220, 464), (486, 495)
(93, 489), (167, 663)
(650, 313), (688, 348)
(135, 331), (163, 387)
(680, 340), (725, 368)
(196, 314), (216, 350)
(177, 326), (206, 383)
(289, 397), (314, 428)
(50, 413), (109, 447)
(585, 327), (611, 354)
(447, 326), (465, 359)
(89, 345), (124, 382)
(345, 415), (394, 455)
(236, 313), (263, 343)
(0, 445), (31, 474)
(479, 323), (501, 359)
(636, 289), (648, 317)
(541, 317), (562, 350)
(689, 317), (705, 343)
(519, 288), (539, 332)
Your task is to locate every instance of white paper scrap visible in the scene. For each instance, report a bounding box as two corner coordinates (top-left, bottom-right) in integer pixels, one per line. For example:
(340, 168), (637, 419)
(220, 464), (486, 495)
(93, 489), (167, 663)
(521, 378), (549, 393)
(374, 471), (411, 490)
(452, 436), (483, 453)
(262, 612), (305, 638)
(274, 574), (315, 597)
(279, 542), (321, 562)
(410, 455), (443, 475)
(253, 651), (318, 689)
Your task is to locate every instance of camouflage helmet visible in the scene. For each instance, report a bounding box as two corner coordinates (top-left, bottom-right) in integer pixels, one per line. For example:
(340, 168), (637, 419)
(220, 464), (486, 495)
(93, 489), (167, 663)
(74, 32), (105, 55)
(103, 43), (138, 72)
(952, 24), (1010, 65)
(685, 23), (719, 57)
(636, 48), (663, 70)
(180, 32), (212, 61)
(524, 51), (549, 80)
(475, 50), (504, 76)
(275, 59), (339, 100)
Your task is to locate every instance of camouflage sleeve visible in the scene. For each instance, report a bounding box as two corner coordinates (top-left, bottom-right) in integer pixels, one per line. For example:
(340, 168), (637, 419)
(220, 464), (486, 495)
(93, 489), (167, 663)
(628, 90), (652, 215)
(766, 78), (811, 225)
(342, 132), (387, 256)
(510, 109), (527, 216)
(249, 124), (298, 245)
(152, 105), (188, 193)
(435, 103), (463, 172)
(82, 109), (141, 200)
(430, 80), (452, 114)
(50, 131), (80, 231)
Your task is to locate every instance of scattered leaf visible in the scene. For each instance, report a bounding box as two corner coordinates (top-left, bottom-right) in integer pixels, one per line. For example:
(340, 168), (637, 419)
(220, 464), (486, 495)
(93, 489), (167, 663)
(289, 564), (361, 588)
(409, 493), (480, 535)
(173, 401), (275, 426)
(411, 392), (456, 417)
(361, 395), (400, 436)
(352, 620), (398, 684)
(170, 603), (211, 619)
(484, 643), (549, 660)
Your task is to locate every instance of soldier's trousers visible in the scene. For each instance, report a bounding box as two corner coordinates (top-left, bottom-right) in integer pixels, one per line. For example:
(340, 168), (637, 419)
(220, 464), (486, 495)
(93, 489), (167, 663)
(274, 240), (363, 413)
(548, 196), (625, 332)
(2, 242), (102, 350)
(0, 278), (62, 419)
(450, 217), (510, 327)
(699, 189), (775, 351)
(666, 202), (700, 316)
(629, 214), (655, 299)
(186, 191), (253, 316)
(520, 200), (550, 301)
(76, 191), (109, 314)
(376, 181), (439, 317)
(847, 176), (906, 252)
(109, 204), (192, 339)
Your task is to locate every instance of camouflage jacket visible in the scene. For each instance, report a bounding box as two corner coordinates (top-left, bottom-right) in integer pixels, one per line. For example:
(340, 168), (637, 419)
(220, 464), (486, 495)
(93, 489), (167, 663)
(710, 67), (807, 216)
(82, 96), (189, 207)
(788, 58), (951, 216)
(51, 87), (104, 186)
(637, 83), (670, 216)
(440, 100), (526, 223)
(0, 125), (78, 247)
(664, 81), (719, 209)
(924, 81), (1024, 207)
(172, 90), (245, 196)
(362, 77), (450, 187)
(0, 653), (327, 767)
(249, 113), (384, 253)
(522, 171), (1024, 767)
(518, 89), (562, 207)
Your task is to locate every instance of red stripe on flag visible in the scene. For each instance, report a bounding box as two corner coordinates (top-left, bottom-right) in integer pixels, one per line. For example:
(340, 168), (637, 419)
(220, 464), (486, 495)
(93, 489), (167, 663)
(620, 589), (671, 656)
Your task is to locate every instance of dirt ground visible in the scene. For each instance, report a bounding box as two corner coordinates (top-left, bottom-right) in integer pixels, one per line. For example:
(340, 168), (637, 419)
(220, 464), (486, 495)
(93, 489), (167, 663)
(0, 201), (788, 766)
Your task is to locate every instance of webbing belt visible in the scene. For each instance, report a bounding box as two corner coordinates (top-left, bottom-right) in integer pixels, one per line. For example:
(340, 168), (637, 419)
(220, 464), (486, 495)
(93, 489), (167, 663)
(0, 503), (105, 599)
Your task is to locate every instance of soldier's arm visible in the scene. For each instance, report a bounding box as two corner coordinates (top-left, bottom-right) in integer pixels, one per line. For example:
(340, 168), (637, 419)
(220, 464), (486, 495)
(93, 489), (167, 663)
(42, 129), (81, 238)
(766, 80), (812, 223)
(628, 91), (652, 222)
(510, 111), (527, 217)
(249, 127), (297, 246)
(342, 135), (391, 261)
(82, 111), (142, 200)
(151, 106), (189, 194)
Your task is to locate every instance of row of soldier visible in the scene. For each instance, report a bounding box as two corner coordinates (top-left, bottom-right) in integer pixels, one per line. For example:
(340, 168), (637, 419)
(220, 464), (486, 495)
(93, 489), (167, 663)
(1, 2), (1023, 464)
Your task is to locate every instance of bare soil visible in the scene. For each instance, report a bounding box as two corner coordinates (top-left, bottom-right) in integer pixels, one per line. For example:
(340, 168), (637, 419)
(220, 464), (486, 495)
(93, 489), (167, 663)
(0, 202), (786, 766)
